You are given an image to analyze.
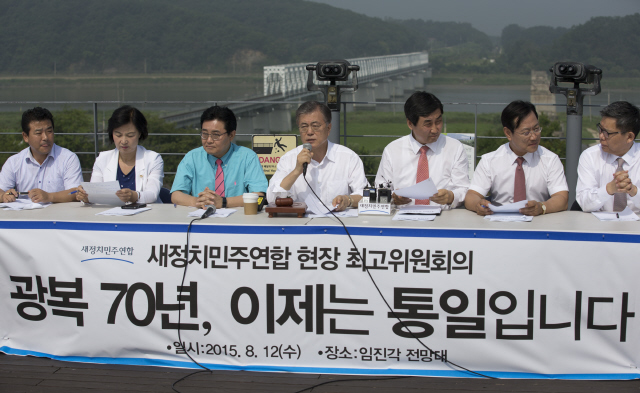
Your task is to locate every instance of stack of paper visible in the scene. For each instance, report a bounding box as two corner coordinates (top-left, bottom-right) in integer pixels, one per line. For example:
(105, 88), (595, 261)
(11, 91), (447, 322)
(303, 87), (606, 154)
(484, 214), (533, 222)
(393, 205), (441, 221)
(0, 198), (50, 210)
(96, 207), (152, 216)
(592, 207), (639, 221)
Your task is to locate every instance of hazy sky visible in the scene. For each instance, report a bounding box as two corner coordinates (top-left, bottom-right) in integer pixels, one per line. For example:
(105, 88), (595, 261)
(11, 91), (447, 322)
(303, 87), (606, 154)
(309, 0), (639, 36)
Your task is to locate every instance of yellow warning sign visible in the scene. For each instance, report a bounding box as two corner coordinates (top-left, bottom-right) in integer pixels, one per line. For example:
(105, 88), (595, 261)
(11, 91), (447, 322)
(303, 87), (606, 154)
(252, 135), (298, 175)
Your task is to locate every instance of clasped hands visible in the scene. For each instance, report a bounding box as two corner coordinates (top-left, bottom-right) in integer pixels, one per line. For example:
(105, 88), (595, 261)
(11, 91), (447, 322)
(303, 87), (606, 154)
(606, 170), (637, 197)
(196, 187), (223, 209)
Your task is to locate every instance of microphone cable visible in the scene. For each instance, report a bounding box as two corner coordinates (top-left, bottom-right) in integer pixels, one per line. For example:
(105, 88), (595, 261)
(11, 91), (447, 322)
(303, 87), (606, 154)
(171, 213), (213, 393)
(301, 175), (496, 383)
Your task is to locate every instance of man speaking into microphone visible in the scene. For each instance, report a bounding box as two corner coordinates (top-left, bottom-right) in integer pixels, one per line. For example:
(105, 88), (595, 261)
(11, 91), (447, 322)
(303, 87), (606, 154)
(267, 101), (368, 211)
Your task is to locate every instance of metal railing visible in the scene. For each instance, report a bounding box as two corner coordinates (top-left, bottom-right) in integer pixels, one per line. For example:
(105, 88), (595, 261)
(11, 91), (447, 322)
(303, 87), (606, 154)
(0, 99), (608, 180)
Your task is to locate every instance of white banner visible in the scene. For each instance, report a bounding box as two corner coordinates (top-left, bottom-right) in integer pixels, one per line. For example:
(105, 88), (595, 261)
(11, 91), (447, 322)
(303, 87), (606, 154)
(1, 222), (639, 379)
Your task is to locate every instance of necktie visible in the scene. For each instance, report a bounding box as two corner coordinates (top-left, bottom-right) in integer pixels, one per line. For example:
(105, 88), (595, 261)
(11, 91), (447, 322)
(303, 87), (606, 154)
(415, 146), (430, 205)
(215, 158), (225, 197)
(514, 157), (526, 202)
(613, 157), (626, 212)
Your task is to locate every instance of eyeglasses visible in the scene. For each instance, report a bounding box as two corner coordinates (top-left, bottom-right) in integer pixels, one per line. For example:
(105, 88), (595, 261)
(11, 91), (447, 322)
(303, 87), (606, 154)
(596, 123), (621, 139)
(517, 126), (542, 138)
(200, 132), (227, 141)
(299, 122), (326, 133)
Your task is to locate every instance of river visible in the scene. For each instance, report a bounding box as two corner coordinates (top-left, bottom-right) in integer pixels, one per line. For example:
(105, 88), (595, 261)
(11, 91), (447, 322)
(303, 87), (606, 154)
(0, 79), (637, 114)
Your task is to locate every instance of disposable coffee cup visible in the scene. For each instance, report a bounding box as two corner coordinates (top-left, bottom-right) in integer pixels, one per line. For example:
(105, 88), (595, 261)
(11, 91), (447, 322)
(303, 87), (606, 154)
(243, 193), (259, 215)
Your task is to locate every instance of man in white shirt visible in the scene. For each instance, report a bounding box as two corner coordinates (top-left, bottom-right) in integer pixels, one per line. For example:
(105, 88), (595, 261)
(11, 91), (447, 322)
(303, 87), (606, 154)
(0, 107), (82, 203)
(374, 91), (469, 208)
(267, 101), (368, 211)
(576, 101), (640, 213)
(465, 100), (569, 216)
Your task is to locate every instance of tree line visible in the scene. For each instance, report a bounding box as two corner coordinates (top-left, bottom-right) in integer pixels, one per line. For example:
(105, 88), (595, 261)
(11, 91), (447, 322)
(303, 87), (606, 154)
(0, 0), (637, 77)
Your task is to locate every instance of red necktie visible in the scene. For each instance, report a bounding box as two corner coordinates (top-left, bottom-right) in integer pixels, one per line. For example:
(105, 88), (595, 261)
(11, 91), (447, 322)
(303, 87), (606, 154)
(415, 146), (430, 205)
(514, 156), (526, 202)
(215, 158), (225, 197)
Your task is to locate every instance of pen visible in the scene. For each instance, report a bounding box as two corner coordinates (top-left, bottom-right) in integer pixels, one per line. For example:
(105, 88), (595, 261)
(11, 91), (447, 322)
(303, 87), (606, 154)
(69, 191), (77, 195)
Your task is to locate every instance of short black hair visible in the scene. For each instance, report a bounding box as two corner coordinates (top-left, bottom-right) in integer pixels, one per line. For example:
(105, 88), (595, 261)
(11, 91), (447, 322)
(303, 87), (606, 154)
(107, 105), (148, 143)
(21, 107), (54, 134)
(200, 105), (237, 132)
(404, 91), (444, 126)
(501, 100), (538, 132)
(600, 101), (640, 138)
(295, 101), (331, 124)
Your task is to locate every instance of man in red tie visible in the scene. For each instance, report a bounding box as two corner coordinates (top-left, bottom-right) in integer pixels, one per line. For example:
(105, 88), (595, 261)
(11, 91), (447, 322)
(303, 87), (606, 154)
(374, 91), (470, 209)
(465, 100), (569, 216)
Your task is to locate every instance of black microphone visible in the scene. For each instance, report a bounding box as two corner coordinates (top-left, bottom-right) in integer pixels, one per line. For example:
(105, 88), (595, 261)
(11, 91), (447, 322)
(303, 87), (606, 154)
(302, 143), (312, 177)
(201, 205), (216, 219)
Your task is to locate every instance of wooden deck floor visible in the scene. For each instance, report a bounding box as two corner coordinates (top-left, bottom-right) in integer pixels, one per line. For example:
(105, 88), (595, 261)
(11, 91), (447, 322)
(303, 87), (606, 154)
(2, 353), (640, 393)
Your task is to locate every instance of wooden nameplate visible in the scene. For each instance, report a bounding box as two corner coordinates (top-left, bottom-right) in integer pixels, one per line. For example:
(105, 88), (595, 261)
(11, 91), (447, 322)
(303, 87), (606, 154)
(265, 202), (307, 218)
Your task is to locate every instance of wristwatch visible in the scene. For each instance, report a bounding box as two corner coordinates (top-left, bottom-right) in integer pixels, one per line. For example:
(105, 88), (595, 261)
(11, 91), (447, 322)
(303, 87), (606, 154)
(541, 202), (547, 215)
(222, 197), (227, 208)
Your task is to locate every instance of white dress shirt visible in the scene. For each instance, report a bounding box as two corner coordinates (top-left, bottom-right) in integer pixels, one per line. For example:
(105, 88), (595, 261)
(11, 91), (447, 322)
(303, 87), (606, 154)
(469, 143), (568, 205)
(374, 133), (469, 209)
(91, 145), (164, 204)
(0, 144), (83, 193)
(267, 141), (368, 207)
(576, 142), (640, 212)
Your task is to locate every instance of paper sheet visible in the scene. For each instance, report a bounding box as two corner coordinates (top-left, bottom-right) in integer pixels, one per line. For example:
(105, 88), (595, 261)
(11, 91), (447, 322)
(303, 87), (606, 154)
(187, 208), (236, 218)
(96, 207), (152, 216)
(592, 207), (639, 221)
(304, 195), (336, 215)
(484, 214), (533, 222)
(0, 198), (50, 210)
(396, 205), (442, 215)
(392, 212), (436, 221)
(393, 178), (438, 200)
(82, 181), (125, 205)
(488, 200), (528, 213)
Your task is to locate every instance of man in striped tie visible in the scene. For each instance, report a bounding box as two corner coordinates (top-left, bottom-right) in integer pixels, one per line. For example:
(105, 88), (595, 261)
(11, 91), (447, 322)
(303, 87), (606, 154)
(577, 101), (640, 213)
(171, 106), (267, 209)
(465, 101), (569, 216)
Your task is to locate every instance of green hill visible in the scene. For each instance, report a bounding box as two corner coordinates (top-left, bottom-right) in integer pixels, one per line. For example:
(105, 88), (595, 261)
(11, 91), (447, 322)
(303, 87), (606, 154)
(0, 0), (432, 74)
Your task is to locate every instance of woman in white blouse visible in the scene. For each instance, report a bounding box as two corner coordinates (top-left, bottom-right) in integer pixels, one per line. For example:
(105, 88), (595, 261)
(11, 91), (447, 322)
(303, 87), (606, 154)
(77, 105), (164, 204)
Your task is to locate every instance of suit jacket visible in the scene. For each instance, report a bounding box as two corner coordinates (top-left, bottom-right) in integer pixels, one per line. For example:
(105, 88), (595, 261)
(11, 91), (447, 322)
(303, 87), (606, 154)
(91, 145), (164, 203)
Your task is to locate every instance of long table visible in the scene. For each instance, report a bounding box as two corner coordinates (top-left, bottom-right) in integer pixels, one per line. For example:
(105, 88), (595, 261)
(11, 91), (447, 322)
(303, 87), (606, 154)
(1, 204), (639, 379)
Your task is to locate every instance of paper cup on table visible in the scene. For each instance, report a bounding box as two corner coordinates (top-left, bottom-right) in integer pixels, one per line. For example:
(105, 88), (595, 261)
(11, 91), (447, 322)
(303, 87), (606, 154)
(243, 193), (259, 215)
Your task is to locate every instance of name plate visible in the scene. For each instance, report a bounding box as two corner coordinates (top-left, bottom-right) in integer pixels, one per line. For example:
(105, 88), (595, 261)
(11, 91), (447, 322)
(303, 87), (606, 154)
(358, 202), (393, 215)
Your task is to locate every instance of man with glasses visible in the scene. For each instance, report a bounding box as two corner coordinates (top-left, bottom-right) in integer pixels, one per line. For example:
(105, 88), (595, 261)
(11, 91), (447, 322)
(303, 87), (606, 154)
(465, 100), (569, 216)
(267, 101), (368, 211)
(576, 101), (640, 212)
(171, 105), (267, 209)
(374, 91), (470, 208)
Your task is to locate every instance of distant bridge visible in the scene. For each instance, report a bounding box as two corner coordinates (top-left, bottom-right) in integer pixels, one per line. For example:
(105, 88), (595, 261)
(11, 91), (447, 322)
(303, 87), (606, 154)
(161, 52), (430, 131)
(263, 52), (429, 97)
